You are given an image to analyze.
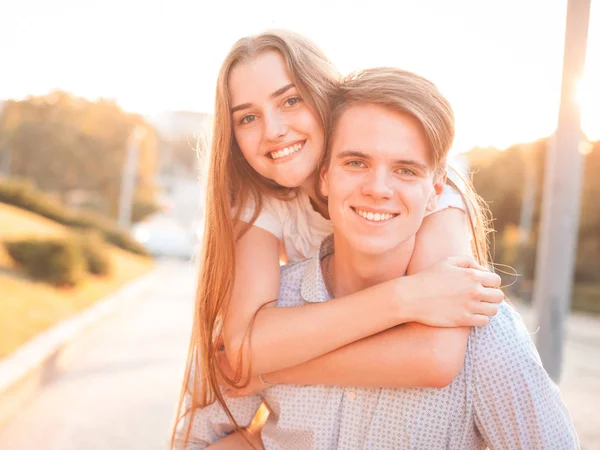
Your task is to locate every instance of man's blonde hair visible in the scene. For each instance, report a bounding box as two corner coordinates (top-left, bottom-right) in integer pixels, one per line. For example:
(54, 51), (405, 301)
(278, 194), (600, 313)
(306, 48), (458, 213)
(320, 67), (492, 266)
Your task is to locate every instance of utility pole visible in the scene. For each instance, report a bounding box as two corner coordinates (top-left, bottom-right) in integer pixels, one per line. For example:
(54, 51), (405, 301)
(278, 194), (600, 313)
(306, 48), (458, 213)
(118, 126), (146, 229)
(532, 0), (591, 382)
(515, 143), (538, 301)
(0, 102), (10, 177)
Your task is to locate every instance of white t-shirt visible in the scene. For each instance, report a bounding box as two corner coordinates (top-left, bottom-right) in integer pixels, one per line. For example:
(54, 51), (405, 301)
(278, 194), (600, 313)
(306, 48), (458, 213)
(241, 185), (466, 263)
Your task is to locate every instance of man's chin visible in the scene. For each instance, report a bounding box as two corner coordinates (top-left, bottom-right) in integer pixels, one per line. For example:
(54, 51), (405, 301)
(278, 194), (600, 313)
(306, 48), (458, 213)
(345, 237), (401, 257)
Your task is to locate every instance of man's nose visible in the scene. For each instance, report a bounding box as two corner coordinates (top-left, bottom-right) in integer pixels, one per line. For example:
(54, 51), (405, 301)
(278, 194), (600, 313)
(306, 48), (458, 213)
(361, 168), (394, 199)
(264, 109), (287, 141)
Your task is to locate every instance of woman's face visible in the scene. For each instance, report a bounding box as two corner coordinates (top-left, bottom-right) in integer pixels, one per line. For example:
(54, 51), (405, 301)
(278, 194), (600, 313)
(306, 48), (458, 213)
(228, 51), (325, 189)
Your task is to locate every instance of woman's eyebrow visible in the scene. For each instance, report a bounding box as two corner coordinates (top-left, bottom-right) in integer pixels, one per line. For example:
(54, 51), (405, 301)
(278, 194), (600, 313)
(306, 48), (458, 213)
(230, 83), (295, 114)
(270, 83), (295, 99)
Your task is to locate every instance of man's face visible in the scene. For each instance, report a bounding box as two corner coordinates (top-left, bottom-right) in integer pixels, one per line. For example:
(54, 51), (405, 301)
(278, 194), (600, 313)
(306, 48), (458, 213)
(321, 103), (444, 257)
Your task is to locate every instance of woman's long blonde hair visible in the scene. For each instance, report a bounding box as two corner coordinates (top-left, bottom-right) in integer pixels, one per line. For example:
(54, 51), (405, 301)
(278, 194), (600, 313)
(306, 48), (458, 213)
(319, 68), (492, 266)
(171, 30), (340, 449)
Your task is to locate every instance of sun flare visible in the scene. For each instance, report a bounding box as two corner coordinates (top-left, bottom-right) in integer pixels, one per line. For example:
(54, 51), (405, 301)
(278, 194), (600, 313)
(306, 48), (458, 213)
(577, 70), (600, 142)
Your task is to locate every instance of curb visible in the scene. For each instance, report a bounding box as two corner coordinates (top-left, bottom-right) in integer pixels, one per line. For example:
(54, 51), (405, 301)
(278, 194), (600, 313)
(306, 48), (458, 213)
(0, 268), (157, 427)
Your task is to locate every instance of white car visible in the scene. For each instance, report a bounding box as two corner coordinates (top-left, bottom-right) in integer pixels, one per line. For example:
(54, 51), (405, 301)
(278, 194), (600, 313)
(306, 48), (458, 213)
(131, 214), (196, 260)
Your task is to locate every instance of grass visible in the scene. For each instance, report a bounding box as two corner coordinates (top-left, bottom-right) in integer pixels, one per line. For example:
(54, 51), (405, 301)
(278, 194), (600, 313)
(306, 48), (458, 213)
(572, 283), (600, 315)
(509, 277), (600, 316)
(0, 202), (152, 358)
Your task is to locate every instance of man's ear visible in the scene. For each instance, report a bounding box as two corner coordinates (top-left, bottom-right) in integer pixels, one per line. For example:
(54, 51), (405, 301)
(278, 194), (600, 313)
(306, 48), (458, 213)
(426, 169), (447, 212)
(320, 164), (329, 198)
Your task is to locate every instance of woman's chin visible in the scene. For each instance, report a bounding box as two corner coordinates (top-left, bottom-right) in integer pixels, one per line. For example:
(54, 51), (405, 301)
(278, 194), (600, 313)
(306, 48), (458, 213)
(273, 172), (311, 189)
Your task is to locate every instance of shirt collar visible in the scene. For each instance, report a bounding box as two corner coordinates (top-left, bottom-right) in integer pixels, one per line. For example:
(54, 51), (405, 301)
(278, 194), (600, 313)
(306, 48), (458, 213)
(301, 235), (334, 303)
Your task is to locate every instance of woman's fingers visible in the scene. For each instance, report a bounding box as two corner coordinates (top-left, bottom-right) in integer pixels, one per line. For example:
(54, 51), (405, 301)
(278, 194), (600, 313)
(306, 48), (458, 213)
(217, 350), (235, 386)
(472, 300), (500, 317)
(477, 271), (502, 289)
(477, 286), (504, 304)
(449, 255), (484, 271)
(214, 333), (225, 351)
(469, 314), (491, 327)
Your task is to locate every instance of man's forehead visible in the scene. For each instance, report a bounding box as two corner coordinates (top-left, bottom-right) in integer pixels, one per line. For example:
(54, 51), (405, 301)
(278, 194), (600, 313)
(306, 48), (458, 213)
(332, 105), (432, 167)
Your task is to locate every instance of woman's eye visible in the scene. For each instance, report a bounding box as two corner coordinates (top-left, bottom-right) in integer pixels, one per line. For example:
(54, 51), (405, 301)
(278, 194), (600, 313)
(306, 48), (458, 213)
(240, 114), (257, 125)
(284, 96), (301, 107)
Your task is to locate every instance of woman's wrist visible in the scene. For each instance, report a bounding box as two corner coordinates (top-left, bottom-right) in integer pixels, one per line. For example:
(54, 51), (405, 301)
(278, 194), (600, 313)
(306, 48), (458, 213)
(259, 373), (278, 387)
(391, 275), (420, 325)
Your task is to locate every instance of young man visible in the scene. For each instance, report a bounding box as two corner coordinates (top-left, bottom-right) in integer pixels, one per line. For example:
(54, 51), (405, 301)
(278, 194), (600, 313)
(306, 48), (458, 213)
(177, 68), (578, 449)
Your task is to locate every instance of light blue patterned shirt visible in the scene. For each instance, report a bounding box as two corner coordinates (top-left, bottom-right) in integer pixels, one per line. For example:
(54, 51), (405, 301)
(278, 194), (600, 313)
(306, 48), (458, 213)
(176, 236), (579, 449)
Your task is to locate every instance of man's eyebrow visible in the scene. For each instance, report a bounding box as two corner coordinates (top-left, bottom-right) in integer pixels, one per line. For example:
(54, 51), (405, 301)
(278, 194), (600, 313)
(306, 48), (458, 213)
(335, 150), (372, 160)
(392, 159), (429, 172)
(336, 150), (429, 171)
(230, 83), (296, 114)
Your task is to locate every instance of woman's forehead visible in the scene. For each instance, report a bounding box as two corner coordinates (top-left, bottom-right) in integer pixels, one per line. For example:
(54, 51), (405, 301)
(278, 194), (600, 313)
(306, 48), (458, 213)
(228, 51), (294, 105)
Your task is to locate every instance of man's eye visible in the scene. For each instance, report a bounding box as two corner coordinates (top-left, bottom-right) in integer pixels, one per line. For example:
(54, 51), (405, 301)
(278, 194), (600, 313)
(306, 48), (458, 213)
(397, 167), (416, 176)
(240, 114), (257, 125)
(284, 96), (301, 107)
(347, 160), (365, 169)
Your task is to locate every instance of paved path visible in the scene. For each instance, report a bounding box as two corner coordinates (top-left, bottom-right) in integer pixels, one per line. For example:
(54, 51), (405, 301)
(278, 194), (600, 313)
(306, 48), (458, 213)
(514, 301), (600, 450)
(0, 262), (598, 449)
(0, 260), (195, 450)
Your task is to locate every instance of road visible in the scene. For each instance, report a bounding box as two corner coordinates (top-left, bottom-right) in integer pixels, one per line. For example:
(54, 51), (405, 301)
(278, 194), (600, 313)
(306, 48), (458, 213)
(0, 261), (598, 449)
(515, 300), (600, 450)
(0, 260), (195, 450)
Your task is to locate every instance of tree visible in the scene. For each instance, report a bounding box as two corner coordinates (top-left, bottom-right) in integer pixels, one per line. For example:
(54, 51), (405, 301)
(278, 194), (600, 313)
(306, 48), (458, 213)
(0, 91), (158, 218)
(467, 138), (600, 284)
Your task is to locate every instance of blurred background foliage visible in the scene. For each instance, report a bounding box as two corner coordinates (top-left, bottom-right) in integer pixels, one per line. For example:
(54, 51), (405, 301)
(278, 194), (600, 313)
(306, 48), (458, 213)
(0, 90), (159, 218)
(0, 90), (598, 311)
(467, 138), (600, 312)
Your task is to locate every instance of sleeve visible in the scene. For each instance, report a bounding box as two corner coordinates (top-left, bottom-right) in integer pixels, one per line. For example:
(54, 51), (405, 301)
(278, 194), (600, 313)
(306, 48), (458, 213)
(172, 365), (263, 449)
(470, 304), (579, 450)
(237, 197), (284, 241)
(425, 182), (466, 218)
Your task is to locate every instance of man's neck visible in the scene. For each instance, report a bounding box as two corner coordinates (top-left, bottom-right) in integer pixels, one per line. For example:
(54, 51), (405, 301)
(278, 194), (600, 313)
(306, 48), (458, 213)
(326, 236), (416, 298)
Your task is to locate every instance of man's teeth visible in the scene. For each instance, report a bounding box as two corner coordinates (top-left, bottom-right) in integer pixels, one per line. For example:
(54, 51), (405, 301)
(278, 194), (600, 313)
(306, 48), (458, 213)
(354, 208), (397, 222)
(270, 143), (303, 160)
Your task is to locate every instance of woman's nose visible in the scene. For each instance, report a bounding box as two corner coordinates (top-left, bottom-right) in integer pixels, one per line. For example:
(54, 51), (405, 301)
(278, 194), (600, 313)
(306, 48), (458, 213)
(264, 110), (287, 141)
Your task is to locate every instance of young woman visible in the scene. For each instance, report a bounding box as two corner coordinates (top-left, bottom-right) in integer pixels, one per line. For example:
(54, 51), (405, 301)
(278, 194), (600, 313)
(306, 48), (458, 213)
(172, 30), (502, 449)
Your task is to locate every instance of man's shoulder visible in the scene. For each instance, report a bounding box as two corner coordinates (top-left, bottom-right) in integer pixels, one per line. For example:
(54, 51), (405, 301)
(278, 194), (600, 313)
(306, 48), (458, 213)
(470, 301), (531, 344)
(468, 301), (541, 366)
(278, 258), (313, 303)
(280, 258), (312, 284)
(281, 257), (312, 272)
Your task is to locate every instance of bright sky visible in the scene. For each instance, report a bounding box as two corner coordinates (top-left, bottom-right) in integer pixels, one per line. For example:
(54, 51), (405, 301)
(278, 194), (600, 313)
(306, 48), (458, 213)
(1, 0), (598, 150)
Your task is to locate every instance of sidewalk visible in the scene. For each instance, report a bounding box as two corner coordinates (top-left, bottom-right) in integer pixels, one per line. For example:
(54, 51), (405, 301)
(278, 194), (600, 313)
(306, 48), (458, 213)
(0, 260), (195, 450)
(0, 266), (597, 449)
(513, 300), (600, 450)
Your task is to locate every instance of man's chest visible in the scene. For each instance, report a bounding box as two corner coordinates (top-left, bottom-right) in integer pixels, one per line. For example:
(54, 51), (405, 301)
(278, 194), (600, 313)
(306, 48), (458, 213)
(263, 380), (482, 449)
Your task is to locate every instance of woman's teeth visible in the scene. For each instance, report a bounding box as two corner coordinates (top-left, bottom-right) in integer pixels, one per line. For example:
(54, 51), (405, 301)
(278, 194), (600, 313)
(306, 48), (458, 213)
(353, 208), (397, 222)
(270, 142), (303, 160)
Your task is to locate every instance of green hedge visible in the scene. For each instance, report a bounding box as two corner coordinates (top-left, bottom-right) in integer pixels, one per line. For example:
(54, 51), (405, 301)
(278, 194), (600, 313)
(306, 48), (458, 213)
(0, 178), (148, 257)
(571, 283), (600, 315)
(75, 232), (111, 276)
(4, 234), (113, 286)
(4, 238), (86, 287)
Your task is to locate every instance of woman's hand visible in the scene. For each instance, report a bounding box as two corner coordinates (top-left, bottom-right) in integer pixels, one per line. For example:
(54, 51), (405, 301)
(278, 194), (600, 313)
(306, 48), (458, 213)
(217, 350), (271, 398)
(400, 255), (504, 327)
